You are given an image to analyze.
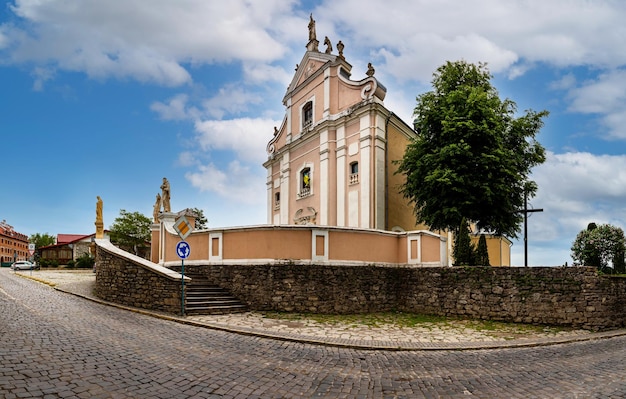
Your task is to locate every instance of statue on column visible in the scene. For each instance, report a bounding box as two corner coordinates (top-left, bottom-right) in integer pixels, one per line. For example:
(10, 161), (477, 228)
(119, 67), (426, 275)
(160, 177), (171, 213)
(153, 193), (162, 223)
(95, 196), (104, 239)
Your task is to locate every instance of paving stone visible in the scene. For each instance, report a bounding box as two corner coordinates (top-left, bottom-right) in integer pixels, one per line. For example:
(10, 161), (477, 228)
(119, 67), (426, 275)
(3, 269), (626, 398)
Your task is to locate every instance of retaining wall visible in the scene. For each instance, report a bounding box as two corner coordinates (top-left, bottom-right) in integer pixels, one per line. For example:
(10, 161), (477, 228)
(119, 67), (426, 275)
(94, 241), (185, 314)
(182, 263), (626, 330)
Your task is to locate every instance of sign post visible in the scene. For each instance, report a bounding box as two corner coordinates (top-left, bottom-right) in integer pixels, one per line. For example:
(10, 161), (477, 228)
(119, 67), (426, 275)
(174, 215), (193, 316)
(176, 241), (190, 316)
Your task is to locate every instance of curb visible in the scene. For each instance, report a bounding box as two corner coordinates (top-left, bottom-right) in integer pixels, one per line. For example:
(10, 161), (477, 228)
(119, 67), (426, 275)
(50, 285), (626, 351)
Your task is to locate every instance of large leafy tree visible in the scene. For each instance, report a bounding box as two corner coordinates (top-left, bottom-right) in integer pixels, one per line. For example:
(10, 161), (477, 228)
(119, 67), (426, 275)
(571, 223), (626, 273)
(29, 233), (56, 248)
(109, 210), (152, 255)
(397, 61), (548, 238)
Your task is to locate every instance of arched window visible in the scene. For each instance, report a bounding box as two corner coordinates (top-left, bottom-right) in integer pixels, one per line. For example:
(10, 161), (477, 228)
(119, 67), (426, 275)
(299, 167), (312, 198)
(302, 101), (313, 130)
(349, 161), (359, 184)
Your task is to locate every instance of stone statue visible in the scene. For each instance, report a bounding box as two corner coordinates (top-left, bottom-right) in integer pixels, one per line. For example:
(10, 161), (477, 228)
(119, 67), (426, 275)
(96, 196), (103, 224)
(324, 36), (332, 54)
(337, 40), (345, 58)
(161, 177), (171, 213)
(95, 196), (104, 239)
(153, 193), (161, 222)
(366, 62), (375, 77)
(308, 14), (316, 41)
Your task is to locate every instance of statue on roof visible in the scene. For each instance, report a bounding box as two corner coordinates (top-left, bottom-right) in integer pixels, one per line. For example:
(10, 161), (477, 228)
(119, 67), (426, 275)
(308, 14), (316, 41)
(367, 62), (375, 77)
(337, 40), (345, 59)
(324, 36), (332, 54)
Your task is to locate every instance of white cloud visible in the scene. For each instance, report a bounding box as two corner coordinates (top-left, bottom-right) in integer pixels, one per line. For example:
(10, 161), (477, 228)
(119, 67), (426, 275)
(320, 0), (626, 83)
(530, 151), (626, 240)
(151, 94), (195, 121)
(193, 117), (275, 164)
(30, 66), (55, 91)
(185, 161), (265, 205)
(567, 69), (626, 140)
(243, 62), (293, 86)
(2, 0), (297, 85)
(202, 86), (264, 120)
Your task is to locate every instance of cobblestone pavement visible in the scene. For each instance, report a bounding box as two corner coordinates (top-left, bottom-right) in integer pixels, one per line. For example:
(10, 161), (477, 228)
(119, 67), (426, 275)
(2, 268), (626, 398)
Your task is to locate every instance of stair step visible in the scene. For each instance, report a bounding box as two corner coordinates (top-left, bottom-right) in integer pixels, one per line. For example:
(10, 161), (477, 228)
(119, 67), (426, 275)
(179, 276), (247, 315)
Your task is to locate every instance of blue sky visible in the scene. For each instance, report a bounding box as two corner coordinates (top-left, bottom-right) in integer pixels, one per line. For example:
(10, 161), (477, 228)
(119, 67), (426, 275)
(1, 0), (625, 266)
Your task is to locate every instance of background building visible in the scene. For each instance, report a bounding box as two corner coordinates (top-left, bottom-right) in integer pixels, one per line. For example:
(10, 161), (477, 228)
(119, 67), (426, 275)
(0, 220), (29, 267)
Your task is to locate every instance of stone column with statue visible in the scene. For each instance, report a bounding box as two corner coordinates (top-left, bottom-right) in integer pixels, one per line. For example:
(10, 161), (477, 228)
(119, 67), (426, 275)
(95, 196), (104, 239)
(160, 177), (171, 213)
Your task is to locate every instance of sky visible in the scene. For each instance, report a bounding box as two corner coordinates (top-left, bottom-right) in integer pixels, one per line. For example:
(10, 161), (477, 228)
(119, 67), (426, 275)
(1, 0), (625, 266)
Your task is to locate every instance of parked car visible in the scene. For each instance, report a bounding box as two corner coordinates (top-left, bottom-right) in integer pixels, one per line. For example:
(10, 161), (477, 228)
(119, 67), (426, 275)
(10, 261), (39, 271)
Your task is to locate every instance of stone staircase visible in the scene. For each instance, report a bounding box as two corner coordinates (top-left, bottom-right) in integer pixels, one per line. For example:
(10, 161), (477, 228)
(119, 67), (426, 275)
(182, 273), (247, 315)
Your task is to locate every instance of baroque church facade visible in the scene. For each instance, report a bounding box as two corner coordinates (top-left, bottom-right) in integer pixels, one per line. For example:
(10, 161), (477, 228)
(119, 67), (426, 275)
(263, 16), (511, 266)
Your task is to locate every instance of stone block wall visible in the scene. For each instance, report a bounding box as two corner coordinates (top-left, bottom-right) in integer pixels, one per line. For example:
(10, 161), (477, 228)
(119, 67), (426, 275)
(182, 264), (626, 330)
(94, 245), (183, 314)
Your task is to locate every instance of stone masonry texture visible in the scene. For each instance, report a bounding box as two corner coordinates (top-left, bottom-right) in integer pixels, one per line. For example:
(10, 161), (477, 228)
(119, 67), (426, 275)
(95, 245), (626, 330)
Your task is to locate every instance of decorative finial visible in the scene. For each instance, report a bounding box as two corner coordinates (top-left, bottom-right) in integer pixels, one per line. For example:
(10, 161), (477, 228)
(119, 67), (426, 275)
(324, 36), (332, 54)
(337, 40), (345, 59)
(366, 62), (375, 77)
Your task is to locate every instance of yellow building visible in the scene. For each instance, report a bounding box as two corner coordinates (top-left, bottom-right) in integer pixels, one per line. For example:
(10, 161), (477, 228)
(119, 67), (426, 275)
(263, 16), (511, 266)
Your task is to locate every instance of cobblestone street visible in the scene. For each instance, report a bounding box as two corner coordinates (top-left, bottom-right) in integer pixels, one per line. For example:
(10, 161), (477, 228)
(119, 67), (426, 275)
(2, 268), (626, 398)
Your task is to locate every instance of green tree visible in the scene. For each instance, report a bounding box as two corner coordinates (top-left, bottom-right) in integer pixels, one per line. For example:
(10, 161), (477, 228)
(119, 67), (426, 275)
(453, 218), (475, 266)
(571, 223), (626, 273)
(475, 234), (490, 266)
(396, 60), (548, 238)
(29, 233), (56, 248)
(191, 207), (208, 229)
(109, 210), (151, 255)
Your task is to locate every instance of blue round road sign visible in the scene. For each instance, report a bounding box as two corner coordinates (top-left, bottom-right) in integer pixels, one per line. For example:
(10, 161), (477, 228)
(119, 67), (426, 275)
(176, 241), (190, 259)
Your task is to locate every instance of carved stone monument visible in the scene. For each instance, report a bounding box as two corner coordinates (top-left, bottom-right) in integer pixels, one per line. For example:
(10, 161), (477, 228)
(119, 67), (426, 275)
(95, 196), (104, 239)
(160, 177), (171, 213)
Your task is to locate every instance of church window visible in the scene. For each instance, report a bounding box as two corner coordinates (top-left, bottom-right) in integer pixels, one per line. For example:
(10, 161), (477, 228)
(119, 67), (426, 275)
(349, 162), (359, 185)
(274, 192), (280, 210)
(298, 167), (312, 198)
(302, 101), (313, 130)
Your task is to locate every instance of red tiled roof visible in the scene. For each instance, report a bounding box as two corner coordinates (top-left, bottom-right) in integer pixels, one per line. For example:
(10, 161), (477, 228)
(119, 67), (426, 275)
(56, 234), (92, 245)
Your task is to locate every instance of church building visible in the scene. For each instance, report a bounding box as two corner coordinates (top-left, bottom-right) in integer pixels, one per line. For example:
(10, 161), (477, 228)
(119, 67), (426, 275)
(263, 15), (511, 266)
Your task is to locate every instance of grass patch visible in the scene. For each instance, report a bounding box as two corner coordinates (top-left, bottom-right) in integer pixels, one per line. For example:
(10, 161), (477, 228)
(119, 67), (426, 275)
(260, 311), (572, 337)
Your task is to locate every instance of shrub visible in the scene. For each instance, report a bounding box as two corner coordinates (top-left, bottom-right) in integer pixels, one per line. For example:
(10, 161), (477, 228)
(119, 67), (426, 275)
(75, 254), (95, 269)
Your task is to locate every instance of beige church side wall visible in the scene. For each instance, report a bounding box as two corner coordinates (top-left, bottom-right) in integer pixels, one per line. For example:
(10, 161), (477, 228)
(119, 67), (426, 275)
(421, 234), (441, 263)
(470, 236), (512, 267)
(222, 229), (312, 260)
(385, 123), (427, 231)
(328, 230), (403, 263)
